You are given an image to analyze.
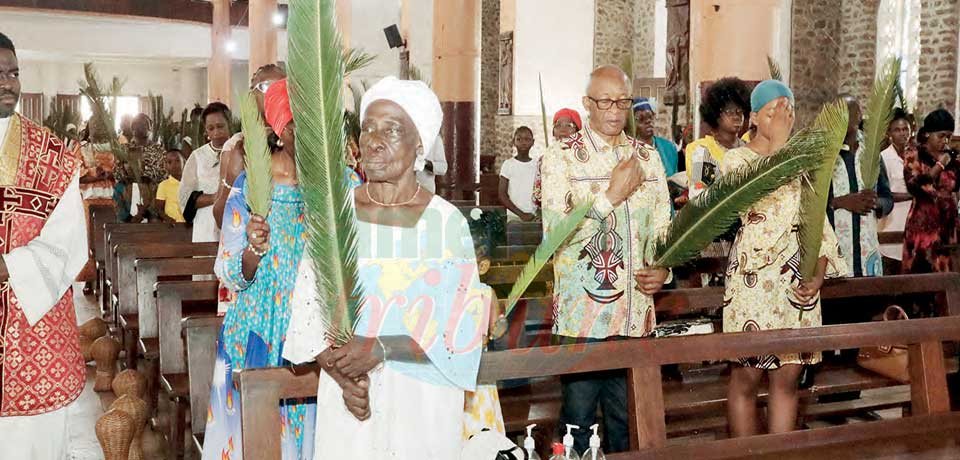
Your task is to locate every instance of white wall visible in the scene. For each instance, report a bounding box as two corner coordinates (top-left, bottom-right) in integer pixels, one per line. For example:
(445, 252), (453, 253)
(348, 0), (403, 85)
(405, 0), (435, 82)
(513, 0), (595, 118)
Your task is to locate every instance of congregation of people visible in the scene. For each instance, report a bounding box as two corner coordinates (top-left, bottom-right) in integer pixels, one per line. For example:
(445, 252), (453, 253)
(1, 10), (960, 457)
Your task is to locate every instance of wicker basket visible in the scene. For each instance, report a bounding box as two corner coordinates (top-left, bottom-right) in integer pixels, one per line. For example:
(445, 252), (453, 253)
(78, 317), (108, 340)
(92, 336), (121, 392)
(110, 395), (147, 460)
(96, 409), (135, 460)
(79, 335), (94, 362)
(112, 369), (147, 399)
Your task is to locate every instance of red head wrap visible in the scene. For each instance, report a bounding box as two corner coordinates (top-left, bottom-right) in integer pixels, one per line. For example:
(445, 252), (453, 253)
(553, 108), (582, 130)
(264, 79), (293, 137)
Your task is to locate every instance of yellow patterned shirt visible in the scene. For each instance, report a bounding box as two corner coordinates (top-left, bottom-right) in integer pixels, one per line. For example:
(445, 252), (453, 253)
(540, 127), (672, 339)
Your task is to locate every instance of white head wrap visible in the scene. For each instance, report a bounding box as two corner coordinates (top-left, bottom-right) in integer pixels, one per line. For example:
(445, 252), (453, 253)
(360, 76), (443, 171)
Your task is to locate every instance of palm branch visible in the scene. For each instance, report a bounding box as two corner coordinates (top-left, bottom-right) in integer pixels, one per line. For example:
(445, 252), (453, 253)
(651, 127), (829, 268)
(79, 63), (137, 181)
(502, 201), (593, 317)
(767, 56), (783, 81)
(42, 98), (80, 139)
(860, 57), (902, 189)
(288, 0), (364, 346)
(895, 78), (908, 113)
(798, 100), (849, 280)
(538, 73), (550, 148)
(344, 47), (376, 77)
(238, 92), (273, 216)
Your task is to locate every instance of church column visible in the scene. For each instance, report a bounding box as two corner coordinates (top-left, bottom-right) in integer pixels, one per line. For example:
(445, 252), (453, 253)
(336, 0), (351, 48)
(248, 0), (278, 80)
(208, 0), (232, 105)
(917, 0), (960, 117)
(433, 0), (480, 199)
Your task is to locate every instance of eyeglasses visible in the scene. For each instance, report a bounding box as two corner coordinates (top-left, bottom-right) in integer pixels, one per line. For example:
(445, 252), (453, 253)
(252, 80), (276, 93)
(721, 108), (745, 118)
(588, 97), (634, 111)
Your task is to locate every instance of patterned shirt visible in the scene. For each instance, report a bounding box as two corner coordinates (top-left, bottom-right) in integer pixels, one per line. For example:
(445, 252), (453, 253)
(540, 127), (672, 339)
(115, 141), (167, 184)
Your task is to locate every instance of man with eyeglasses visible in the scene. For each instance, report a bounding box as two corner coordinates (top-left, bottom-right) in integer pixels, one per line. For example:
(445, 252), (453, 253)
(539, 65), (672, 453)
(0, 32), (88, 458)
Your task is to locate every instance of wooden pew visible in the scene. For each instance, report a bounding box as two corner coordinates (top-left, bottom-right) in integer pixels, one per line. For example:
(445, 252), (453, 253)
(155, 279), (219, 459)
(90, 204), (116, 297)
(117, 243), (218, 369)
(235, 310), (960, 458)
(183, 315), (224, 456)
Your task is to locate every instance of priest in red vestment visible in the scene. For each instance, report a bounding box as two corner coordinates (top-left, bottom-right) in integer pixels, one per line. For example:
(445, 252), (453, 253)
(0, 32), (88, 459)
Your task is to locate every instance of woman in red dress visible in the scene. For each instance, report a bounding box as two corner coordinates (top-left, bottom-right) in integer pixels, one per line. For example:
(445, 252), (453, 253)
(902, 109), (959, 274)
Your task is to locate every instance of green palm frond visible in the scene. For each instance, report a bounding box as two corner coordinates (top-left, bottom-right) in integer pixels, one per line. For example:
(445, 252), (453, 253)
(503, 202), (593, 317)
(238, 92), (273, 216)
(767, 56), (783, 81)
(79, 63), (137, 181)
(288, 0), (363, 346)
(894, 73), (908, 112)
(651, 127), (828, 268)
(860, 57), (902, 189)
(799, 100), (849, 280)
(538, 74), (550, 148)
(344, 47), (376, 77)
(42, 98), (80, 139)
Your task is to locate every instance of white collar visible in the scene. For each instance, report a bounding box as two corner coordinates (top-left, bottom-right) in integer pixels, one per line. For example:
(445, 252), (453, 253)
(0, 115), (11, 147)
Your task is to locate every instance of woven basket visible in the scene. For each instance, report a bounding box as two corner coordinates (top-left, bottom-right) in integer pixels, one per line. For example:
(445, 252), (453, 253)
(110, 395), (147, 460)
(112, 369), (147, 399)
(96, 409), (135, 460)
(79, 335), (94, 362)
(92, 336), (121, 392)
(79, 317), (108, 340)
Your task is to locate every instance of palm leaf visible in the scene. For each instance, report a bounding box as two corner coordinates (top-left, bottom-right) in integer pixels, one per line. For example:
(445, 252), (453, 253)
(538, 74), (550, 148)
(288, 0), (364, 346)
(238, 92), (273, 216)
(651, 127), (829, 268)
(79, 63), (137, 181)
(502, 201), (593, 317)
(344, 47), (376, 77)
(798, 100), (849, 280)
(767, 56), (783, 81)
(895, 78), (908, 113)
(860, 57), (902, 189)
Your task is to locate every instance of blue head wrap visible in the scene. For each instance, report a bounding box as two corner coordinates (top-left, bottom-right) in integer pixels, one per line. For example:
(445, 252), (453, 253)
(632, 97), (656, 113)
(750, 80), (794, 113)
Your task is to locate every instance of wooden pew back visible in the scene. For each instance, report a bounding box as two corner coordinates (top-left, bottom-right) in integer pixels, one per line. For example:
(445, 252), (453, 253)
(184, 315), (224, 439)
(236, 273), (960, 459)
(157, 280), (219, 375)
(136, 257), (218, 338)
(117, 242), (218, 318)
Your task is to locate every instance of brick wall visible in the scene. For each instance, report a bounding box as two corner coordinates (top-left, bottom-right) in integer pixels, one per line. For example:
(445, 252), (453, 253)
(917, 0), (960, 117)
(480, 0), (501, 156)
(838, 0), (880, 105)
(633, 0), (657, 78)
(594, 0), (635, 69)
(791, 0), (843, 128)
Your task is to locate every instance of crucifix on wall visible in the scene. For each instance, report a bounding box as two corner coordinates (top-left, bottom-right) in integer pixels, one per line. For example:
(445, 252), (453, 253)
(664, 0), (689, 107)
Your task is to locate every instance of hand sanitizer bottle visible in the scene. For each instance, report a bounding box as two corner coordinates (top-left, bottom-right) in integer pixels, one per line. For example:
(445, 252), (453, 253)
(562, 424), (581, 460)
(583, 424), (606, 460)
(524, 424), (541, 460)
(548, 442), (566, 460)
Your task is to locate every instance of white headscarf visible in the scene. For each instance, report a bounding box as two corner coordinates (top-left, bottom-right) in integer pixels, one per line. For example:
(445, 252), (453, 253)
(360, 76), (443, 172)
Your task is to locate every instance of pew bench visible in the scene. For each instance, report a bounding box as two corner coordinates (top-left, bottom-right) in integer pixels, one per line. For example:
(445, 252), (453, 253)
(183, 315), (225, 457)
(234, 311), (960, 458)
(116, 243), (218, 369)
(155, 280), (219, 460)
(89, 204), (116, 298)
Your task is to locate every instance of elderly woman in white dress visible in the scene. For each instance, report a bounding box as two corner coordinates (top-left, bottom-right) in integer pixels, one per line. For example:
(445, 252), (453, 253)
(283, 77), (492, 459)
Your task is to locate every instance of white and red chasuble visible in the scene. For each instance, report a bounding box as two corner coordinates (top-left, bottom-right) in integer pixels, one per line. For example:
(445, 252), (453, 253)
(0, 113), (86, 418)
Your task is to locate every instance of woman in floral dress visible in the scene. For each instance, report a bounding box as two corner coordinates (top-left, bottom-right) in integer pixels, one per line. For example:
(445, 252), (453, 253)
(901, 109), (959, 274)
(720, 81), (846, 438)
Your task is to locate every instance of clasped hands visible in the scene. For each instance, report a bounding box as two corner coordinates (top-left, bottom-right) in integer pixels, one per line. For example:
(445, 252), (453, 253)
(315, 336), (387, 421)
(832, 190), (878, 215)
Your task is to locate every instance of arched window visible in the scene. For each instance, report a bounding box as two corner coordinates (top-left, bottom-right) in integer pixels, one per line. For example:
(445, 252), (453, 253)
(877, 0), (921, 112)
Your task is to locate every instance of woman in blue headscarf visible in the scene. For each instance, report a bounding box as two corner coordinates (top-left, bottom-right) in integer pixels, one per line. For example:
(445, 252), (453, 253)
(632, 97), (678, 178)
(719, 80), (846, 438)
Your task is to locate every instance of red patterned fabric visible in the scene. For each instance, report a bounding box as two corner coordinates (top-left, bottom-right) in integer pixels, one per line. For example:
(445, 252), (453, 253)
(0, 115), (84, 416)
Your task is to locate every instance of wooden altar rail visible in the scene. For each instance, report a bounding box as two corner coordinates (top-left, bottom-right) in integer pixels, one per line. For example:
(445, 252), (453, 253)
(237, 273), (960, 458)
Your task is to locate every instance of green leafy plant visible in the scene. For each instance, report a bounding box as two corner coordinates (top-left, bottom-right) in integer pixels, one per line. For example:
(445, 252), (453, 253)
(860, 57), (902, 189)
(767, 56), (783, 81)
(238, 92), (273, 217)
(79, 63), (135, 180)
(538, 73), (550, 148)
(42, 99), (80, 140)
(650, 127), (829, 268)
(288, 0), (364, 346)
(344, 47), (376, 77)
(502, 202), (593, 316)
(798, 100), (849, 281)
